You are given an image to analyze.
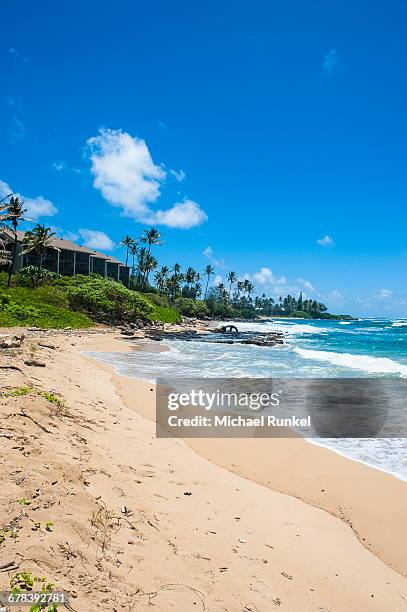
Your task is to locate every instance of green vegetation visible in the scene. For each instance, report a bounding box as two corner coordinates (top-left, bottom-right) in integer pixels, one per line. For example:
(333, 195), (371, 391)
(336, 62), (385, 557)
(150, 304), (182, 324)
(0, 190), (350, 323)
(39, 391), (63, 405)
(0, 271), (183, 328)
(0, 385), (32, 397)
(65, 275), (154, 322)
(0, 278), (93, 328)
(253, 292), (353, 319)
(9, 571), (59, 611)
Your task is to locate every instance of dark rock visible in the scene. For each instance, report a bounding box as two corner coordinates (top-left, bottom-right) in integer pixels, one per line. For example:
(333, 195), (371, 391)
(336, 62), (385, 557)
(0, 334), (25, 349)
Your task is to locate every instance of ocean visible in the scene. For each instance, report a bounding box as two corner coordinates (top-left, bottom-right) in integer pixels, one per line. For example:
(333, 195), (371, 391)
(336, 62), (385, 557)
(89, 317), (407, 480)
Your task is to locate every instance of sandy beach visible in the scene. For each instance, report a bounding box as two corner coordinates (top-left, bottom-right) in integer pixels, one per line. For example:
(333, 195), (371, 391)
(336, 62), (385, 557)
(1, 329), (407, 611)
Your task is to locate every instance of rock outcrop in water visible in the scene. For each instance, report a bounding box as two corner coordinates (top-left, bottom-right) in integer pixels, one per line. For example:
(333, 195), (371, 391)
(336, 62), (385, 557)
(142, 327), (285, 347)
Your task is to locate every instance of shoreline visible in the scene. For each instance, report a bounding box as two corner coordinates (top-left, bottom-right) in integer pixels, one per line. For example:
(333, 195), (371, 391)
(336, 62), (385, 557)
(2, 328), (407, 610)
(82, 333), (407, 578)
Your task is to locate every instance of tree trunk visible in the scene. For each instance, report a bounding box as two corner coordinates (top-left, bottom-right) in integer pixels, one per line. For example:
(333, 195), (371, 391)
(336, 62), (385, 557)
(36, 252), (43, 287)
(204, 276), (210, 298)
(7, 227), (18, 288)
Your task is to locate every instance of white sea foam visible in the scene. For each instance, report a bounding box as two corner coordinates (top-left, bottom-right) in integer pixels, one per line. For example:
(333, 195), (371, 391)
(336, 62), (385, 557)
(392, 321), (407, 328)
(294, 348), (407, 377)
(339, 321), (351, 325)
(223, 320), (328, 336)
(309, 438), (407, 481)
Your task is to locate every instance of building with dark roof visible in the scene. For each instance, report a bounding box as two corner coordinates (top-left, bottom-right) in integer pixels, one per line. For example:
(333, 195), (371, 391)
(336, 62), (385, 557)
(0, 229), (131, 285)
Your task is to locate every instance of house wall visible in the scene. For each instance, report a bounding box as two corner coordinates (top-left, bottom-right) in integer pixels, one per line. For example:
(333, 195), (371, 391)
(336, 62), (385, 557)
(59, 250), (75, 275)
(75, 252), (90, 275)
(91, 257), (106, 276)
(106, 262), (119, 279)
(0, 232), (127, 279)
(119, 266), (130, 286)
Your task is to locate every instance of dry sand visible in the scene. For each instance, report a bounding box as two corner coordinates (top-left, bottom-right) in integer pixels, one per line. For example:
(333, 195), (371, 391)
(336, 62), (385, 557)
(1, 329), (407, 611)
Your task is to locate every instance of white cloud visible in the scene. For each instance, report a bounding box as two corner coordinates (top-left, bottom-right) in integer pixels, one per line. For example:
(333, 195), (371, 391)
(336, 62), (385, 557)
(170, 169), (186, 182)
(10, 115), (25, 141)
(158, 120), (169, 133)
(214, 275), (223, 286)
(52, 161), (66, 171)
(62, 230), (79, 241)
(52, 160), (81, 174)
(86, 128), (206, 229)
(202, 245), (225, 268)
(0, 179), (57, 218)
(377, 288), (393, 300)
(146, 199), (207, 229)
(87, 128), (165, 216)
(330, 289), (343, 300)
(78, 229), (115, 251)
(5, 94), (16, 107)
(253, 267), (287, 286)
(317, 234), (335, 247)
(299, 278), (317, 292)
(323, 48), (339, 76)
(9, 47), (30, 64)
(254, 267), (273, 285)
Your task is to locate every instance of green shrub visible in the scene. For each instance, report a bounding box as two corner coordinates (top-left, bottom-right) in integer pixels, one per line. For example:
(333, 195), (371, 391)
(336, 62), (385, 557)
(16, 266), (61, 288)
(2, 302), (41, 321)
(289, 310), (312, 319)
(143, 292), (170, 307)
(0, 296), (92, 328)
(150, 304), (182, 324)
(237, 307), (257, 320)
(174, 298), (209, 318)
(67, 276), (154, 322)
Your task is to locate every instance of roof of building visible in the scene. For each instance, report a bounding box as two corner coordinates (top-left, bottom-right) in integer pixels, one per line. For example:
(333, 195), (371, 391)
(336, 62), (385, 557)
(0, 228), (129, 267)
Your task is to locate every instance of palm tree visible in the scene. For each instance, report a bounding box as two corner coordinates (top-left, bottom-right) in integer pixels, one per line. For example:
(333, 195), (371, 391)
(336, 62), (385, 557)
(227, 271), (237, 300)
(184, 266), (198, 297)
(6, 196), (28, 287)
(185, 266), (196, 289)
(216, 282), (228, 304)
(204, 264), (215, 298)
(166, 274), (183, 302)
(129, 243), (138, 276)
(22, 225), (58, 286)
(140, 228), (163, 255)
(246, 281), (255, 301)
(142, 253), (158, 287)
(0, 192), (14, 222)
(120, 235), (136, 267)
(154, 266), (170, 293)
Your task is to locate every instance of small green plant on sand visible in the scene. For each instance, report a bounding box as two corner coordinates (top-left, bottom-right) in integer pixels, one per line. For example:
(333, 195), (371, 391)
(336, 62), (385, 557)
(1, 386), (33, 397)
(10, 572), (59, 611)
(17, 498), (32, 506)
(1, 386), (64, 407)
(39, 392), (62, 405)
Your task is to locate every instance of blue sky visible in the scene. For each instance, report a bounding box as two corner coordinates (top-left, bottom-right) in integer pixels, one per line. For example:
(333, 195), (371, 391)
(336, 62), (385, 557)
(1, 0), (406, 316)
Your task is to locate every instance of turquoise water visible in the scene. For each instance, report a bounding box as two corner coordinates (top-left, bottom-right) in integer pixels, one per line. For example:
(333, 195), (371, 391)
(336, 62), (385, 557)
(89, 317), (407, 480)
(96, 318), (407, 379)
